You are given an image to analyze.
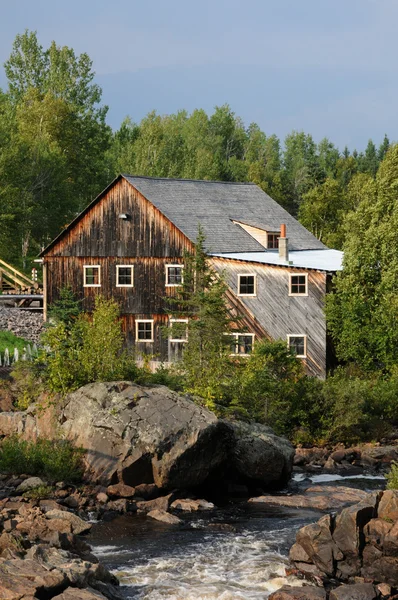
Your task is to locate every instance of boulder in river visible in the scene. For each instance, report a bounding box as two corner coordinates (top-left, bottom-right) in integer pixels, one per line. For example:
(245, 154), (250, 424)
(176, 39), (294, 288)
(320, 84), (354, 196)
(54, 382), (294, 490)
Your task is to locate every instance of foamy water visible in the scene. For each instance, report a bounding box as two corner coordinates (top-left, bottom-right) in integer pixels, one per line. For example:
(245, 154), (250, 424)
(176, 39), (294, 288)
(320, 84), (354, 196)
(91, 514), (311, 600)
(90, 474), (385, 599)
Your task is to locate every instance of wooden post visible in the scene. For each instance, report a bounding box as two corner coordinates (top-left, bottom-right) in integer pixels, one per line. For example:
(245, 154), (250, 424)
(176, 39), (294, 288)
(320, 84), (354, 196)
(43, 262), (47, 321)
(0, 269), (2, 292)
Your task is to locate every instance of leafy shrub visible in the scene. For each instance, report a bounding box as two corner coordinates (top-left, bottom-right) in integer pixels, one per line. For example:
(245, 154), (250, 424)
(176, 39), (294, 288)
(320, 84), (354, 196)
(0, 436), (84, 482)
(11, 361), (46, 409)
(23, 484), (54, 500)
(42, 296), (140, 394)
(139, 363), (184, 391)
(386, 461), (398, 490)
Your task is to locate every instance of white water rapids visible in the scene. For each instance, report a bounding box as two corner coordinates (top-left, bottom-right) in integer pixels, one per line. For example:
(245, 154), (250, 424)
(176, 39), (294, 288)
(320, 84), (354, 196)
(91, 506), (317, 600)
(90, 473), (385, 599)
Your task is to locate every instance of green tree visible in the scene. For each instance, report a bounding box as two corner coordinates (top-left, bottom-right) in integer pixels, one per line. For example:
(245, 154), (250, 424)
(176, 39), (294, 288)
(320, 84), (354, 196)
(299, 178), (345, 248)
(231, 339), (306, 429)
(0, 30), (111, 264)
(326, 145), (398, 372)
(168, 228), (239, 410)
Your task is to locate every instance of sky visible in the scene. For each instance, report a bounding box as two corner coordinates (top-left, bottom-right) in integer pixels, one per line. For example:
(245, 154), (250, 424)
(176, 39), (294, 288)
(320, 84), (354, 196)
(0, 0), (397, 150)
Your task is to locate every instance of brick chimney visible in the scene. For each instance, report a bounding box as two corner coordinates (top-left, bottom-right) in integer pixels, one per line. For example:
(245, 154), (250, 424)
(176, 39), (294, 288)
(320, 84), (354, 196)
(279, 224), (289, 261)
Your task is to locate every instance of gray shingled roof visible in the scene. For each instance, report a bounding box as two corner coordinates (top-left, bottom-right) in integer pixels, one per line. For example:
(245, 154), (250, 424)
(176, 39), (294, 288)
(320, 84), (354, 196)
(123, 175), (326, 253)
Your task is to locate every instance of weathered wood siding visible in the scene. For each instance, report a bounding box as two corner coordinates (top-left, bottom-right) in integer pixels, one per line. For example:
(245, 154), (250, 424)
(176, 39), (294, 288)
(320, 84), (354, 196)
(211, 257), (327, 378)
(45, 178), (192, 259)
(43, 178), (193, 360)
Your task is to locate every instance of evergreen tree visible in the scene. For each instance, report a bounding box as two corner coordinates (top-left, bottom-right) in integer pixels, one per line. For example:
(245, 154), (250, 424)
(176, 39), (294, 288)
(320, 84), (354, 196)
(167, 228), (239, 410)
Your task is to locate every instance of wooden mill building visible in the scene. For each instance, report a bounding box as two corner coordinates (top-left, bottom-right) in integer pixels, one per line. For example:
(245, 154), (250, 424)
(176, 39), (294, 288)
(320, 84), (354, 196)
(40, 175), (343, 378)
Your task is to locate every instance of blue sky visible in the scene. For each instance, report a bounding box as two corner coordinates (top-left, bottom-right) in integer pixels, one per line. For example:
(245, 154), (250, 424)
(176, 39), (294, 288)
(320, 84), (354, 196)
(0, 0), (397, 150)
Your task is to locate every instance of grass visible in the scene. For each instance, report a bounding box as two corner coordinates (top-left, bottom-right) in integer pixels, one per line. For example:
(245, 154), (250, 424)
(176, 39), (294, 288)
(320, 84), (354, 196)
(0, 436), (85, 483)
(0, 331), (32, 355)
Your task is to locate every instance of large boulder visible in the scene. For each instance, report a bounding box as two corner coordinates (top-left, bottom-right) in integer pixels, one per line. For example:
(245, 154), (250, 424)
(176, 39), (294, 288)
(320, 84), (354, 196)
(224, 420), (294, 485)
(57, 382), (293, 490)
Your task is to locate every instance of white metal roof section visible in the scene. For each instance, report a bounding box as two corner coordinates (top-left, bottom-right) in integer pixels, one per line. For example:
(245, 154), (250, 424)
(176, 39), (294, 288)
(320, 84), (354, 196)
(211, 249), (343, 272)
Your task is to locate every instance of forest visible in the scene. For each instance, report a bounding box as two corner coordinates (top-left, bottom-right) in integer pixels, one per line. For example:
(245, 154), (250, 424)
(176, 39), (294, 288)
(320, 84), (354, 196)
(0, 31), (391, 267)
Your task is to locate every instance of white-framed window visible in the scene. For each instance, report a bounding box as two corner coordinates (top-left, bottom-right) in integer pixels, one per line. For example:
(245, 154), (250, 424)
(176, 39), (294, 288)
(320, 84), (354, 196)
(166, 264), (183, 286)
(136, 320), (154, 342)
(287, 335), (307, 358)
(231, 333), (255, 356)
(169, 318), (188, 342)
(83, 265), (101, 287)
(238, 274), (257, 296)
(289, 273), (308, 296)
(116, 265), (134, 287)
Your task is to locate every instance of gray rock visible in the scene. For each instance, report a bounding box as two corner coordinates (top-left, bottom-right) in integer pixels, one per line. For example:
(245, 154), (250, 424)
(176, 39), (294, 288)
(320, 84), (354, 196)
(16, 477), (45, 493)
(268, 585), (326, 599)
(224, 420), (294, 484)
(170, 498), (215, 512)
(329, 583), (378, 600)
(249, 485), (367, 511)
(45, 509), (92, 535)
(147, 509), (182, 525)
(58, 382), (293, 490)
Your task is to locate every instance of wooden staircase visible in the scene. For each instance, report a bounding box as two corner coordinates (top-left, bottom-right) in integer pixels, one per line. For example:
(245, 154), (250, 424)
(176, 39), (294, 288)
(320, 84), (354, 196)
(0, 259), (40, 294)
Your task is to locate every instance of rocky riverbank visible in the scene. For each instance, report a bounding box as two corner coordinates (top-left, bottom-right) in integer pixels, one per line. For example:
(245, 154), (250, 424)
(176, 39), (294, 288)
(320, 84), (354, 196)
(270, 489), (398, 600)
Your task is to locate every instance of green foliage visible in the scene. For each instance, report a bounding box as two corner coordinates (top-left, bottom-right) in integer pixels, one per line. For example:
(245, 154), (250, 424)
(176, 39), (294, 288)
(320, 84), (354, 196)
(139, 364), (184, 391)
(23, 485), (54, 500)
(48, 286), (81, 327)
(11, 361), (46, 409)
(0, 30), (110, 266)
(166, 228), (240, 411)
(0, 436), (84, 482)
(42, 296), (139, 394)
(0, 331), (31, 355)
(231, 339), (304, 425)
(386, 461), (398, 490)
(326, 145), (398, 372)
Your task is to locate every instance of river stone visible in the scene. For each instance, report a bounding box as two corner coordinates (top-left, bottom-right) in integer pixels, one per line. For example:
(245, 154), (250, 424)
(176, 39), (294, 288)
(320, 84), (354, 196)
(16, 477), (45, 493)
(333, 493), (380, 559)
(377, 489), (398, 521)
(329, 583), (378, 600)
(53, 588), (108, 599)
(364, 518), (393, 549)
(170, 498), (215, 511)
(58, 382), (293, 490)
(268, 585), (326, 599)
(147, 509), (182, 525)
(249, 485), (367, 511)
(295, 514), (342, 576)
(45, 509), (92, 534)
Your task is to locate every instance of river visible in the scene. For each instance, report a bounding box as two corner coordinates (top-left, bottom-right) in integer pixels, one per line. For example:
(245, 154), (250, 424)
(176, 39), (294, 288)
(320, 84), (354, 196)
(89, 473), (385, 600)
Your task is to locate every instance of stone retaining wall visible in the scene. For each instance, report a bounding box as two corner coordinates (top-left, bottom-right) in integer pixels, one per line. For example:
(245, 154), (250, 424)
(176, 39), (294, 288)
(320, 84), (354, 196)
(0, 307), (44, 344)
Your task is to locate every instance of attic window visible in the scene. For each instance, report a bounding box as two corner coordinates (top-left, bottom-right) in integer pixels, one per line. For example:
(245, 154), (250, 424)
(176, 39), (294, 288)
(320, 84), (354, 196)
(288, 335), (307, 358)
(166, 264), (183, 286)
(83, 265), (101, 287)
(267, 233), (279, 249)
(238, 274), (256, 296)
